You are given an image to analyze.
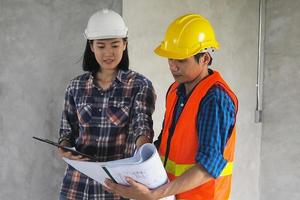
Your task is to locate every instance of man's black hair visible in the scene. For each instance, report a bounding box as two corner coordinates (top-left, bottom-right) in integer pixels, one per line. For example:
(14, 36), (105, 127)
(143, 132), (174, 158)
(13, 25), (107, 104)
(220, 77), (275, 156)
(194, 52), (212, 66)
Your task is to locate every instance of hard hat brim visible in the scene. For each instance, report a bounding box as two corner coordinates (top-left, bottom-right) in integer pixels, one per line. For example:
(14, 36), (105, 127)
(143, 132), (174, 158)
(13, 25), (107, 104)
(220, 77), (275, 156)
(154, 43), (219, 60)
(84, 29), (128, 40)
(154, 46), (190, 60)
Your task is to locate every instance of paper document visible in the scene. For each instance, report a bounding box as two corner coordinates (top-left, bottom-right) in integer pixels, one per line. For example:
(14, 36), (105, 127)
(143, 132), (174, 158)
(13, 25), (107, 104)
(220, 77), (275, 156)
(63, 143), (166, 188)
(63, 143), (175, 200)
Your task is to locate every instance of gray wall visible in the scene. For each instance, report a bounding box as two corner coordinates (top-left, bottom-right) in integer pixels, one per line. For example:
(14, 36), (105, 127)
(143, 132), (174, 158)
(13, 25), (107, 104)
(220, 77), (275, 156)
(1, 0), (300, 199)
(123, 1), (262, 200)
(0, 0), (121, 199)
(260, 0), (300, 199)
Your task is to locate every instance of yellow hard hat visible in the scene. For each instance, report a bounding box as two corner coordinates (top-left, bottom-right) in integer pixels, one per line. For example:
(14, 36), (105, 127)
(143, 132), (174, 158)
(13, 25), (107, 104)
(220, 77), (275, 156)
(154, 14), (219, 59)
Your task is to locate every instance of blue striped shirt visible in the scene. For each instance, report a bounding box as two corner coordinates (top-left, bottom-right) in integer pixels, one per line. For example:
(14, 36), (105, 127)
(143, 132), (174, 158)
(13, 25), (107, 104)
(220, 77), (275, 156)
(173, 83), (235, 178)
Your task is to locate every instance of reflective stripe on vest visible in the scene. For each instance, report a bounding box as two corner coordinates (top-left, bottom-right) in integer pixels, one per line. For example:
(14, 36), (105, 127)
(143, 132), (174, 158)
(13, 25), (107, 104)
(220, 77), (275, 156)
(161, 156), (233, 177)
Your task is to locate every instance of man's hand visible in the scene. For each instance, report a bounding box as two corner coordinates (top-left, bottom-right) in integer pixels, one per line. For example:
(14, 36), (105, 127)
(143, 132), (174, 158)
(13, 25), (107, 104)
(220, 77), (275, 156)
(104, 177), (157, 200)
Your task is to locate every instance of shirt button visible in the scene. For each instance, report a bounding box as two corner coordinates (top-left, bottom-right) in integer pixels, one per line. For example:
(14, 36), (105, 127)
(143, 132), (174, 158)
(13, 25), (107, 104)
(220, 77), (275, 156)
(180, 103), (184, 107)
(99, 108), (102, 112)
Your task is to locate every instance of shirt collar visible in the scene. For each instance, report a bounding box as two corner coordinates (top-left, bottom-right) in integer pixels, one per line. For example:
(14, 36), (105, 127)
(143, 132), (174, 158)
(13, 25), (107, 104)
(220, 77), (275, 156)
(176, 84), (186, 97)
(88, 69), (133, 85)
(116, 69), (131, 84)
(175, 68), (214, 97)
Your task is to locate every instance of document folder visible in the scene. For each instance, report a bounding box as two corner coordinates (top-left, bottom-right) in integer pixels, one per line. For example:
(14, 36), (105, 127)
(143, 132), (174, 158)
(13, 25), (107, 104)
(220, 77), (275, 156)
(32, 136), (97, 161)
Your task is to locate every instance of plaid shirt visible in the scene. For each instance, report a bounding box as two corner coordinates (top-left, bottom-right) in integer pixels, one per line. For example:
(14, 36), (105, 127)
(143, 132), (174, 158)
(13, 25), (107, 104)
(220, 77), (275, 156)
(58, 69), (156, 200)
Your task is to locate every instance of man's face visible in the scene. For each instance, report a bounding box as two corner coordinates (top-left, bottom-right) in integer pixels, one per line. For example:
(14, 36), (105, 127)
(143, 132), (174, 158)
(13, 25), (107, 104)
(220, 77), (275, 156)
(168, 56), (206, 84)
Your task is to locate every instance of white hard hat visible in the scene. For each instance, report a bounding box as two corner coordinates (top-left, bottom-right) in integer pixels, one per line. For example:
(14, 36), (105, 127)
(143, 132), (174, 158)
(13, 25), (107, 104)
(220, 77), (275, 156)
(84, 9), (128, 40)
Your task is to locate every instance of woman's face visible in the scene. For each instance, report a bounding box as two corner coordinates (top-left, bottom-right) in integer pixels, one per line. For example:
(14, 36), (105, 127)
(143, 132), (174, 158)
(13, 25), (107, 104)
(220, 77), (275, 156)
(90, 38), (126, 71)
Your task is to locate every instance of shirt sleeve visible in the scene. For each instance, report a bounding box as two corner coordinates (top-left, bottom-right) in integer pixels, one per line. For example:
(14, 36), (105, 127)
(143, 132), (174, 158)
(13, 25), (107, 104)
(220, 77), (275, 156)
(58, 83), (79, 146)
(196, 86), (235, 178)
(132, 78), (156, 143)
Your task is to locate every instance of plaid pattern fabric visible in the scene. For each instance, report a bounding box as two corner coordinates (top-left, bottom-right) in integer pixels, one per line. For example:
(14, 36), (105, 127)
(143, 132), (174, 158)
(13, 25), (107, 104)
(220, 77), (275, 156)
(58, 69), (156, 199)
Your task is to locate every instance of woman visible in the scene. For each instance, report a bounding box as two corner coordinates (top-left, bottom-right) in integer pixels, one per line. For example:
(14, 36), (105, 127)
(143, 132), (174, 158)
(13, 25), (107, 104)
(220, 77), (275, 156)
(57, 9), (156, 200)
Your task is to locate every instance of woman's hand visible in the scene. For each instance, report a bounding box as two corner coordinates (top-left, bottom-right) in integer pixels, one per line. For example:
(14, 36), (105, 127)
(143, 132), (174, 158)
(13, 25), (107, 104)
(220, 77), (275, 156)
(135, 135), (152, 149)
(57, 148), (90, 161)
(57, 140), (90, 161)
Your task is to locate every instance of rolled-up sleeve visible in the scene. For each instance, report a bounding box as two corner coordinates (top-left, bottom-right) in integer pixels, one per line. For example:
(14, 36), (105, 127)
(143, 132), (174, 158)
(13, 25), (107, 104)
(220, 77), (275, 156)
(132, 78), (156, 143)
(58, 84), (79, 146)
(196, 87), (235, 178)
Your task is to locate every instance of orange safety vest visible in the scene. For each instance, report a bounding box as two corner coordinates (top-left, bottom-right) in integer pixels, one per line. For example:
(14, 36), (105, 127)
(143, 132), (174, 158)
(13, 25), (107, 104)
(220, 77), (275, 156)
(159, 70), (238, 200)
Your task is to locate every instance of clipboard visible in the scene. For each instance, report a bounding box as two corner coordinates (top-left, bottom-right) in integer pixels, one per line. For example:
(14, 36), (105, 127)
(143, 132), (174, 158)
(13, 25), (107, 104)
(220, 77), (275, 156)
(32, 136), (97, 161)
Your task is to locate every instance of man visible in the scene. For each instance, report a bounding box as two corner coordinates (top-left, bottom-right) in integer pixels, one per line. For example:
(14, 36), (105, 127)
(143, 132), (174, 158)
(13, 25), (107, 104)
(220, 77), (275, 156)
(105, 13), (238, 200)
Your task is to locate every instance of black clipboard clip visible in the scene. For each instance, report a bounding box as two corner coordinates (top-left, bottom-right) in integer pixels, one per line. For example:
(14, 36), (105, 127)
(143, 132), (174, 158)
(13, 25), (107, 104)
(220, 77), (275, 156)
(32, 136), (98, 161)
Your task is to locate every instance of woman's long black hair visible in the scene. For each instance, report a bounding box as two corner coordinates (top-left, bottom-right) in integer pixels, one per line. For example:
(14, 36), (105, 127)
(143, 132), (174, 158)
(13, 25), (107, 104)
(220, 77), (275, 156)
(82, 38), (129, 72)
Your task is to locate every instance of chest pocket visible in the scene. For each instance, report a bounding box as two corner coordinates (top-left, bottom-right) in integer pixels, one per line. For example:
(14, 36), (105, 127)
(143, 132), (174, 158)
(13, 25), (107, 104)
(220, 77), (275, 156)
(76, 96), (101, 125)
(107, 97), (132, 127)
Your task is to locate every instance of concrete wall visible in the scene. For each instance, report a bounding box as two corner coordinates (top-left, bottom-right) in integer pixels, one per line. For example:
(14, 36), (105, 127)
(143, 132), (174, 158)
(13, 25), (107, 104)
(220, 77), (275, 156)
(1, 0), (299, 199)
(123, 1), (262, 200)
(0, 0), (121, 199)
(260, 0), (300, 199)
